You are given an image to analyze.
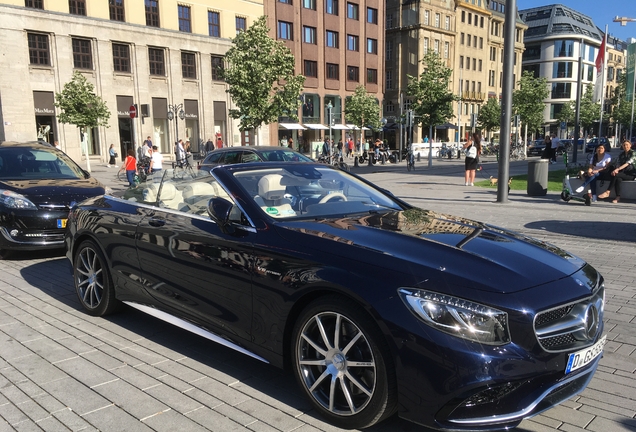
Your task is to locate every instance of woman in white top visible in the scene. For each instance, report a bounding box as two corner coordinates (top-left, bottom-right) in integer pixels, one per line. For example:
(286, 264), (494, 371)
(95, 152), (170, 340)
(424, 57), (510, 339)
(149, 145), (163, 173)
(575, 144), (611, 201)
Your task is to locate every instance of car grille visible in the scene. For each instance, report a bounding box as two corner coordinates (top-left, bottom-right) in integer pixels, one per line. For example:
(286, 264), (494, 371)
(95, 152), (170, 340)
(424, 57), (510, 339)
(534, 283), (604, 352)
(37, 203), (70, 211)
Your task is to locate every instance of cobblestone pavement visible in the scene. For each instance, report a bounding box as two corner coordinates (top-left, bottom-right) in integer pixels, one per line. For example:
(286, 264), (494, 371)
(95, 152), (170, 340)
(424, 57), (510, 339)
(0, 156), (634, 431)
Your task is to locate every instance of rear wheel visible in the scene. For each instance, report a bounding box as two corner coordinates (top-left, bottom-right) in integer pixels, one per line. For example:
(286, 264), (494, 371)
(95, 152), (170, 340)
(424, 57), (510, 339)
(73, 240), (120, 316)
(292, 296), (397, 429)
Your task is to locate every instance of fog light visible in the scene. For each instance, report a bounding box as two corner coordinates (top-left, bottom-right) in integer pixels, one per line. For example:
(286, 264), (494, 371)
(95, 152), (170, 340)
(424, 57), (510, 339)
(10, 229), (18, 237)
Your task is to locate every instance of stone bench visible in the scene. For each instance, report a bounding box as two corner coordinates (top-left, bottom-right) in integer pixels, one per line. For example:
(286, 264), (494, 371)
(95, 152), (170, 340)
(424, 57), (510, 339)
(567, 176), (636, 200)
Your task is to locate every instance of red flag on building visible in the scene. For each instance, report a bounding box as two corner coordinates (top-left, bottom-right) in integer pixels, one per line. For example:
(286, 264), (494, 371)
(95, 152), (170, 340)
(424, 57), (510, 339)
(593, 33), (607, 103)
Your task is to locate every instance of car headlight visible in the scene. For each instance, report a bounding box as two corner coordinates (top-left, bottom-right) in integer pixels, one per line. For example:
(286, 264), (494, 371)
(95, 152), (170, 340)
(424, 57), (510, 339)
(398, 288), (510, 345)
(0, 190), (38, 210)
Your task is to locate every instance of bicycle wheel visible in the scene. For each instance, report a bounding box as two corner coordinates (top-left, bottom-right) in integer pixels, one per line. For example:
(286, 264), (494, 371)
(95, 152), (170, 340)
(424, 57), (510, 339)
(117, 171), (126, 182)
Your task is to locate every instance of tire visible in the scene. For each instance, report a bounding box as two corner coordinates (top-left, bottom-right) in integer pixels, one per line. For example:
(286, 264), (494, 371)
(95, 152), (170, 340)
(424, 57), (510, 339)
(117, 171), (126, 182)
(291, 296), (397, 429)
(73, 240), (120, 316)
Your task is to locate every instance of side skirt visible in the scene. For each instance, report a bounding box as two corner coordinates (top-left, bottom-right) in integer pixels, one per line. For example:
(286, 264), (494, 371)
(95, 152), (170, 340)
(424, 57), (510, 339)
(123, 301), (269, 364)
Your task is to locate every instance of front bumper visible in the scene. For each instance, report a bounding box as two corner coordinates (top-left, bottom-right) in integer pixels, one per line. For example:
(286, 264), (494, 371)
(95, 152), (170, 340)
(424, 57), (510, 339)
(0, 209), (68, 251)
(383, 271), (605, 431)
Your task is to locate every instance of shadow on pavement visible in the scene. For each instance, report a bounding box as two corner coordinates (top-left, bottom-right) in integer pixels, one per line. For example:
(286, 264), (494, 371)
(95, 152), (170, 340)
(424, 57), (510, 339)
(525, 220), (636, 242)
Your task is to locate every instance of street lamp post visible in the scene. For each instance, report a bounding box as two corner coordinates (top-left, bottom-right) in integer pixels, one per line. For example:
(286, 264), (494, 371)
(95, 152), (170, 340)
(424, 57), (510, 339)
(326, 101), (333, 149)
(167, 103), (185, 150)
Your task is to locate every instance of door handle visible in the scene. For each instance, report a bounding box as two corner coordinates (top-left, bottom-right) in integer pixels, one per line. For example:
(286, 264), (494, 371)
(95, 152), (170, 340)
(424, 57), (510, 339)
(148, 217), (166, 227)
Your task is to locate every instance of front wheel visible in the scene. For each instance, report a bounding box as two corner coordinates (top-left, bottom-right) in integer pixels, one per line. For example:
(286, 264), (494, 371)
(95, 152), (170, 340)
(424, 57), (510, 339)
(73, 240), (120, 316)
(292, 296), (397, 429)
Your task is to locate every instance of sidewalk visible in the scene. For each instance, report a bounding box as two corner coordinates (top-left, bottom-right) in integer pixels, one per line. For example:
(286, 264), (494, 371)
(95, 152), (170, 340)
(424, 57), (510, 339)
(0, 153), (628, 432)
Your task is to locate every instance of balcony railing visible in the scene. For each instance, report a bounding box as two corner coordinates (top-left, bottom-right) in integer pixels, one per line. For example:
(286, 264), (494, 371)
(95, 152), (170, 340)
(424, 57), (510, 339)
(461, 91), (485, 101)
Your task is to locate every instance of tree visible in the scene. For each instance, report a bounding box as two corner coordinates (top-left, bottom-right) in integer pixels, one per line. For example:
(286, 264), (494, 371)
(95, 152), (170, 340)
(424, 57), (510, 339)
(556, 102), (574, 136)
(478, 97), (501, 140)
(55, 71), (110, 172)
(406, 52), (457, 136)
(344, 85), (382, 146)
(223, 16), (305, 143)
(610, 73), (633, 129)
(512, 71), (549, 137)
(55, 71), (110, 135)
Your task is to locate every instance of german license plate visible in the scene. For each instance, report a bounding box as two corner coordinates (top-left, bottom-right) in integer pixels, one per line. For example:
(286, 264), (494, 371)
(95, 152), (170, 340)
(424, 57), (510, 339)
(565, 335), (606, 374)
(57, 219), (67, 229)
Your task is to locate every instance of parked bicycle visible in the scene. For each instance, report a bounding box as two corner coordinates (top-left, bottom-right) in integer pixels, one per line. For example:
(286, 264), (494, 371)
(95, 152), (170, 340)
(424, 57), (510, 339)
(318, 154), (350, 172)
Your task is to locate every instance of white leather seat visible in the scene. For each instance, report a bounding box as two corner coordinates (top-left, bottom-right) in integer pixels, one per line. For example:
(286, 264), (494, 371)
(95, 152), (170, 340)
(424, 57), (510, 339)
(182, 182), (216, 203)
(158, 182), (184, 210)
(255, 174), (296, 218)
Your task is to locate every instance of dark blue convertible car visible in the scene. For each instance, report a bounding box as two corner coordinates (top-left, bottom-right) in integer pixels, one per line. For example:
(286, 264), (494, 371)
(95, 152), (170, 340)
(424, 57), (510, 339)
(65, 163), (605, 430)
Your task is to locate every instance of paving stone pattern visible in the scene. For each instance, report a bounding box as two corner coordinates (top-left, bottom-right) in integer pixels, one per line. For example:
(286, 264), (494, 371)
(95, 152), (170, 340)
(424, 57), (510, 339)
(0, 156), (634, 431)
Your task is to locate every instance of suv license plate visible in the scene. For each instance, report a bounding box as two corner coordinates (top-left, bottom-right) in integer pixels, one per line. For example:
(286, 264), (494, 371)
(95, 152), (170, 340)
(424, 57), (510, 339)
(565, 335), (606, 374)
(57, 219), (67, 229)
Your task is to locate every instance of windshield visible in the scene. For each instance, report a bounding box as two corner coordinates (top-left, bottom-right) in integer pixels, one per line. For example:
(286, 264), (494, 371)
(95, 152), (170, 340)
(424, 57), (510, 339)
(0, 147), (86, 180)
(233, 165), (404, 219)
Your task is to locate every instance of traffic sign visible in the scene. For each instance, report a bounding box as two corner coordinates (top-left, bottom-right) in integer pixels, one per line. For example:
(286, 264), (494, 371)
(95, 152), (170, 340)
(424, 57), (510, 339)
(129, 105), (137, 119)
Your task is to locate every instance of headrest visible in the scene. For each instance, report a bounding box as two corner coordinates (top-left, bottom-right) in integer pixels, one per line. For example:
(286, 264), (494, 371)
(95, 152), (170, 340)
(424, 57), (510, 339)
(258, 174), (286, 201)
(159, 182), (177, 200)
(143, 184), (158, 202)
(183, 182), (216, 199)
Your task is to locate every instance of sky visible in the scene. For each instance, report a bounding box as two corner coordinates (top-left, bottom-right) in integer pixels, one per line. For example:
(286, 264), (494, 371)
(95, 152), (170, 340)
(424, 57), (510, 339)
(516, 0), (636, 42)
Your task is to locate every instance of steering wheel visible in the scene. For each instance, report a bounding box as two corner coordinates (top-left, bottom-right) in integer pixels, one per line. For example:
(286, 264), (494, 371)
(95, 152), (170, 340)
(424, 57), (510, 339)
(318, 192), (348, 204)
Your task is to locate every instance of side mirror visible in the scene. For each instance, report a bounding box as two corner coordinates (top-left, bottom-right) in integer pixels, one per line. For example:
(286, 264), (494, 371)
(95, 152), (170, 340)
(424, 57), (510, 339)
(207, 197), (235, 233)
(82, 169), (91, 179)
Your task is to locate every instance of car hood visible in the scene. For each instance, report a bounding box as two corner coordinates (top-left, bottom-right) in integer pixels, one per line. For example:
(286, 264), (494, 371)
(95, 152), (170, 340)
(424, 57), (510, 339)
(275, 208), (585, 293)
(0, 178), (105, 206)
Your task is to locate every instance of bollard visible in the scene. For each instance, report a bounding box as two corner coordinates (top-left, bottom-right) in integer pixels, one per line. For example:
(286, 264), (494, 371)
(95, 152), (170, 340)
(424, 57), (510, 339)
(417, 153), (421, 162)
(381, 154), (386, 164)
(354, 156), (359, 167)
(368, 154), (374, 166)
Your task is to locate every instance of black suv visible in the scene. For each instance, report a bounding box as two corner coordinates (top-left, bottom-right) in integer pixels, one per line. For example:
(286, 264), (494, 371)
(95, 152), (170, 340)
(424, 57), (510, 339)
(585, 138), (611, 153)
(199, 146), (312, 170)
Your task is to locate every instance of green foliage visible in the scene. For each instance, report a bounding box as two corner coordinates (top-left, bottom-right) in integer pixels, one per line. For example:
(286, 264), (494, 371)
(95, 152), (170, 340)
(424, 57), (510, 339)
(556, 102), (574, 126)
(55, 71), (110, 131)
(610, 73), (633, 126)
(344, 85), (382, 131)
(223, 16), (305, 132)
(512, 71), (549, 134)
(478, 97), (501, 138)
(344, 85), (381, 145)
(579, 84), (600, 133)
(406, 52), (457, 128)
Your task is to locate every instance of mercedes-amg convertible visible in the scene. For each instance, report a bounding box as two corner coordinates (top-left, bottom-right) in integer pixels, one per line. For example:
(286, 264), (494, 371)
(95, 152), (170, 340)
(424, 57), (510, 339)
(65, 163), (605, 430)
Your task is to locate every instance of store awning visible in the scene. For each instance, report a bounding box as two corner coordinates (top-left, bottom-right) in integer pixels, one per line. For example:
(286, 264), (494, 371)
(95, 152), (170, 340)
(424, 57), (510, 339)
(332, 124), (350, 130)
(346, 124), (370, 131)
(304, 123), (329, 130)
(279, 123), (306, 130)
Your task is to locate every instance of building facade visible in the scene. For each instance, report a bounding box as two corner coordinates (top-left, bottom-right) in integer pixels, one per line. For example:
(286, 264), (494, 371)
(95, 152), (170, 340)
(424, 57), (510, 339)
(264, 0), (384, 153)
(384, 0), (456, 147)
(519, 4), (613, 137)
(0, 0), (264, 166)
(384, 0), (526, 147)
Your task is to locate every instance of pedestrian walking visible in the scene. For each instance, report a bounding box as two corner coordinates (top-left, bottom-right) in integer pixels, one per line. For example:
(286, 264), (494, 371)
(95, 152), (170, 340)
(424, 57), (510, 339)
(463, 132), (481, 186)
(118, 149), (137, 187)
(107, 144), (118, 168)
(550, 133), (560, 164)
